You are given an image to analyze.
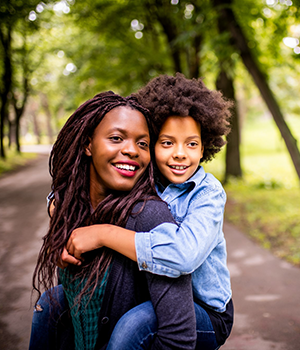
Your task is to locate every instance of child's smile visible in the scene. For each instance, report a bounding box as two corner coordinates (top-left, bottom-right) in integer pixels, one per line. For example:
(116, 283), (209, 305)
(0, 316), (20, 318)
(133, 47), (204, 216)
(155, 115), (204, 185)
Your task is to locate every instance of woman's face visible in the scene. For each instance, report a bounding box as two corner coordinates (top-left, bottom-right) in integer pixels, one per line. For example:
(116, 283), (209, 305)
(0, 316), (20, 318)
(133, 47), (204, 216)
(85, 106), (151, 204)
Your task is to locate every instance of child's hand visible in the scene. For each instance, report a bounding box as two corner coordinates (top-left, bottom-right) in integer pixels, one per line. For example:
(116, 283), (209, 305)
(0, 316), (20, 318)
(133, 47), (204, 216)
(57, 247), (82, 269)
(66, 225), (103, 261)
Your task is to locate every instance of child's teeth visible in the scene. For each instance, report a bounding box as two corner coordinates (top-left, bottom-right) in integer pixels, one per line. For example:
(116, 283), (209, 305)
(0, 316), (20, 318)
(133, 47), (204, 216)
(172, 166), (186, 170)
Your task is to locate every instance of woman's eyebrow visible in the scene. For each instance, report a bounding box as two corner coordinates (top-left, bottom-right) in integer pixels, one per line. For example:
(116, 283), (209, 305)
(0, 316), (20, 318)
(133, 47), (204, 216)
(108, 127), (149, 138)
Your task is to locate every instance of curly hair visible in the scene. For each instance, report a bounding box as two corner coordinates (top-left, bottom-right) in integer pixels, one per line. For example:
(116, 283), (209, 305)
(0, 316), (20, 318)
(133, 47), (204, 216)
(133, 73), (232, 163)
(33, 91), (157, 306)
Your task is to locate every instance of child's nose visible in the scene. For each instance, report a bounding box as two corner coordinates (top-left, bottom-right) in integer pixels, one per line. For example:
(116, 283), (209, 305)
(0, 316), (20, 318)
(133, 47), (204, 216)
(173, 145), (186, 159)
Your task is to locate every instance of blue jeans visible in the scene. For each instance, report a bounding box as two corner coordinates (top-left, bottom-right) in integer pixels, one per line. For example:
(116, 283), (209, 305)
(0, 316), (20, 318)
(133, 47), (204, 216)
(107, 300), (220, 350)
(29, 285), (72, 350)
(29, 285), (219, 350)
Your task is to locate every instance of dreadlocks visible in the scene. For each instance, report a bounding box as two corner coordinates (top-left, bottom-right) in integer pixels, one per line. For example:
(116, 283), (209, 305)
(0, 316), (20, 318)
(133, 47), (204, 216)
(33, 91), (157, 305)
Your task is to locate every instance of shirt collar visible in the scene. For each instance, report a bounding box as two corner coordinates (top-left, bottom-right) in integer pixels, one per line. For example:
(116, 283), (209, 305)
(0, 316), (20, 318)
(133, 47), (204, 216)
(156, 166), (206, 195)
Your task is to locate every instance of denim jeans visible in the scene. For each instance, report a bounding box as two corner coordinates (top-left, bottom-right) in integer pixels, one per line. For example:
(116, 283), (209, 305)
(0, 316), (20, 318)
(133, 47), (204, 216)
(29, 285), (69, 350)
(107, 300), (220, 350)
(29, 286), (220, 350)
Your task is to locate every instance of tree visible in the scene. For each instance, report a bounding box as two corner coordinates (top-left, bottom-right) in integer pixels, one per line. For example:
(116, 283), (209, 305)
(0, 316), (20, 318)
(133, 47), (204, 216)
(214, 0), (300, 183)
(0, 0), (50, 157)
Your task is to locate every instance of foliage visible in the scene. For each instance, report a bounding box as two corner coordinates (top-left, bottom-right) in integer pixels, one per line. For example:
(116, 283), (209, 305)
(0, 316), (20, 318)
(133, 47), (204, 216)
(204, 116), (300, 266)
(0, 148), (36, 175)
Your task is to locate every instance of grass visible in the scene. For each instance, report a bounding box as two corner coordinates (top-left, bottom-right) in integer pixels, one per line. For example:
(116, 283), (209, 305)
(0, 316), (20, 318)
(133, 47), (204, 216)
(0, 148), (37, 176)
(204, 116), (300, 266)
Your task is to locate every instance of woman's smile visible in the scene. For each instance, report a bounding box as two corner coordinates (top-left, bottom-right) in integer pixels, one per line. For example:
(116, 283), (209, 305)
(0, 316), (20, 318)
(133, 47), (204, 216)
(112, 160), (140, 177)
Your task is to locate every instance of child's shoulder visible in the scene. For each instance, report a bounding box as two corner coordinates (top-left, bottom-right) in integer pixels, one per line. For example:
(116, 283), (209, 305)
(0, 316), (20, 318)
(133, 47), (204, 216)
(193, 168), (226, 198)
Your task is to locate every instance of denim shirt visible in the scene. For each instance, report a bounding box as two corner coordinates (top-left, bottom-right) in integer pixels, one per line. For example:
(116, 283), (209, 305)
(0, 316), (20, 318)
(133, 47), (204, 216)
(135, 166), (232, 312)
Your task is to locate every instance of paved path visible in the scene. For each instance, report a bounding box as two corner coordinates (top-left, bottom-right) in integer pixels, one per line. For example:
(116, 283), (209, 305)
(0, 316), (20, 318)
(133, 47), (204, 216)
(0, 155), (51, 350)
(0, 154), (300, 349)
(223, 222), (300, 350)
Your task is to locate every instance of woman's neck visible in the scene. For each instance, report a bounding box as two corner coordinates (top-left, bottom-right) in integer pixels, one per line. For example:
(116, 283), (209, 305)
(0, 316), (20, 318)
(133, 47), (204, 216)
(89, 179), (107, 209)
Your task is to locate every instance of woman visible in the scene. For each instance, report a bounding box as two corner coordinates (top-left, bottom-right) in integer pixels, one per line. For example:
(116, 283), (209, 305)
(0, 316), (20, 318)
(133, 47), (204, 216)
(30, 91), (196, 350)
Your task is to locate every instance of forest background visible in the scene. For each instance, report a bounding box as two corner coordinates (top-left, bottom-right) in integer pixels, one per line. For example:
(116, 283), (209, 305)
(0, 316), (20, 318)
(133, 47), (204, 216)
(1, 0), (300, 266)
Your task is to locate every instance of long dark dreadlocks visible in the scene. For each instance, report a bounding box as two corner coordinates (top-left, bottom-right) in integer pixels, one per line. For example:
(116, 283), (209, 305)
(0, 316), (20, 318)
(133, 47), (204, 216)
(33, 91), (157, 305)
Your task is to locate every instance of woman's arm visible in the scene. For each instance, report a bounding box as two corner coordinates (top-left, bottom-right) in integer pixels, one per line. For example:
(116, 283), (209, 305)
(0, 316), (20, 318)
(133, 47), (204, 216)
(146, 273), (196, 350)
(133, 200), (196, 350)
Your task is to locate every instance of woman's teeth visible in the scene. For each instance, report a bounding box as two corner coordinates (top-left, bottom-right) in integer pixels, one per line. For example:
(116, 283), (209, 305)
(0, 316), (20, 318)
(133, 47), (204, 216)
(115, 164), (136, 171)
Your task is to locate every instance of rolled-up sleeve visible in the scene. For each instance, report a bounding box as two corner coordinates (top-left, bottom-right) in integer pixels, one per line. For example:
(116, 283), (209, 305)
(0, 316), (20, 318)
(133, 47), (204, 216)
(136, 186), (226, 277)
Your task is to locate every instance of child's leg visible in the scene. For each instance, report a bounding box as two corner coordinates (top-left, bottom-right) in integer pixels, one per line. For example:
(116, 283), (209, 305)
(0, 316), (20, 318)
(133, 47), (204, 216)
(194, 302), (220, 350)
(29, 285), (67, 350)
(106, 301), (157, 350)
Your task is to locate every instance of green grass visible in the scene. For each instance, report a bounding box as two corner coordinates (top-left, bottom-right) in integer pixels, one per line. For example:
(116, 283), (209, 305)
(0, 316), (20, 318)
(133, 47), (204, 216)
(204, 116), (300, 266)
(0, 148), (37, 176)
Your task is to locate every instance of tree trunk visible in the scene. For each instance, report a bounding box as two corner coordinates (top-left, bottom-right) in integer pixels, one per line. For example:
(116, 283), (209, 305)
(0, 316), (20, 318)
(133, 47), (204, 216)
(215, 0), (300, 183)
(188, 34), (202, 79)
(15, 111), (21, 153)
(32, 110), (41, 144)
(147, 0), (182, 72)
(0, 26), (12, 159)
(216, 70), (242, 180)
(40, 93), (54, 144)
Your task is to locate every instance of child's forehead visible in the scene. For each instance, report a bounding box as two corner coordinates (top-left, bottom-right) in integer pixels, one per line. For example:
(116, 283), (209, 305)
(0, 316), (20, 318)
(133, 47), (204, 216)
(161, 115), (201, 128)
(159, 115), (202, 136)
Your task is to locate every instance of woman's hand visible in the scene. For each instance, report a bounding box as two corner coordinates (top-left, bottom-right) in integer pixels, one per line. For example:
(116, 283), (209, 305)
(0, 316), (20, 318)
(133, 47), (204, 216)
(66, 225), (103, 261)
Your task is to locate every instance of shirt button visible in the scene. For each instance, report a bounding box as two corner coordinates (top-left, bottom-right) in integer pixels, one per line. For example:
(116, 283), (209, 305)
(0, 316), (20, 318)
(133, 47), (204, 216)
(142, 261), (148, 269)
(101, 316), (109, 324)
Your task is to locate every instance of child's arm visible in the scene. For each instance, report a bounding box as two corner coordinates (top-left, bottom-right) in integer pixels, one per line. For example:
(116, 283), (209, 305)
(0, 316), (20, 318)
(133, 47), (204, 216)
(64, 184), (225, 277)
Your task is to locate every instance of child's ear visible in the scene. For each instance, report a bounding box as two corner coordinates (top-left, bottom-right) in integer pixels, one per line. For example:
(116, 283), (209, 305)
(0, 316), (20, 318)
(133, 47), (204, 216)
(84, 138), (92, 156)
(201, 145), (204, 158)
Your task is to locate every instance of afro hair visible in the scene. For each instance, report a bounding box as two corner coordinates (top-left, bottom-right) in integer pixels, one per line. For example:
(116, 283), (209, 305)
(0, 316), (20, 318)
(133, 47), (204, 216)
(133, 73), (233, 163)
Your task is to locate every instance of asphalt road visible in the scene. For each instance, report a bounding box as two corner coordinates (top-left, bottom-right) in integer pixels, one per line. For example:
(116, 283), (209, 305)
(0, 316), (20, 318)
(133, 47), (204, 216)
(0, 153), (300, 350)
(0, 154), (51, 350)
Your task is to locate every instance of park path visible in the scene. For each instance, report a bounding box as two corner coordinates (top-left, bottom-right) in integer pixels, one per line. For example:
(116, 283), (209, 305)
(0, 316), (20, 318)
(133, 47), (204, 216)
(0, 151), (300, 349)
(0, 153), (51, 350)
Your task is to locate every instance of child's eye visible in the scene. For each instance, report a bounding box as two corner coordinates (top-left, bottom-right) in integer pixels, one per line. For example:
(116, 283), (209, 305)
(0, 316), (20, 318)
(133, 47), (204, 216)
(188, 142), (198, 147)
(161, 141), (173, 147)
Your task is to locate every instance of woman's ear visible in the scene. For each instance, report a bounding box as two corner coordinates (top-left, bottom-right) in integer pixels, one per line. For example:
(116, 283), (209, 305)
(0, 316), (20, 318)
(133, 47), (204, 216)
(84, 139), (92, 156)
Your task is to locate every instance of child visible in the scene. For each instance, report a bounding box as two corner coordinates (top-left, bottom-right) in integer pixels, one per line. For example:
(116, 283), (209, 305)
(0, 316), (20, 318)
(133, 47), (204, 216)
(64, 73), (234, 349)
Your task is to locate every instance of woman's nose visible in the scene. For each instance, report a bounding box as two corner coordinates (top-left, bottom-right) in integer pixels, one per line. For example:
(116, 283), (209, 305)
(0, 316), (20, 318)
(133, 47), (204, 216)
(121, 140), (139, 158)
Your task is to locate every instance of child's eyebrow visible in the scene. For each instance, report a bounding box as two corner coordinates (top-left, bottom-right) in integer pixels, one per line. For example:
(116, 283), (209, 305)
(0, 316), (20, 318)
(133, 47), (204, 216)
(158, 133), (174, 139)
(186, 135), (201, 140)
(158, 134), (201, 140)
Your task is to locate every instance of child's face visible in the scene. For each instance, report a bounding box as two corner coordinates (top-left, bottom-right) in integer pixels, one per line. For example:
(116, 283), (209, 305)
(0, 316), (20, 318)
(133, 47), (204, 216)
(155, 116), (204, 185)
(85, 106), (151, 200)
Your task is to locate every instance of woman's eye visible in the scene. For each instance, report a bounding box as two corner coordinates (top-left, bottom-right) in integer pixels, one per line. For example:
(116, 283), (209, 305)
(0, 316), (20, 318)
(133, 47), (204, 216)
(110, 136), (122, 142)
(138, 141), (149, 148)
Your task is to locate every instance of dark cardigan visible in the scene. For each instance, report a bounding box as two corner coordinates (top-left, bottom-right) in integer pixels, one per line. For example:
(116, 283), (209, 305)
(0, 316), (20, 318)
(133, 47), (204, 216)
(57, 200), (196, 350)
